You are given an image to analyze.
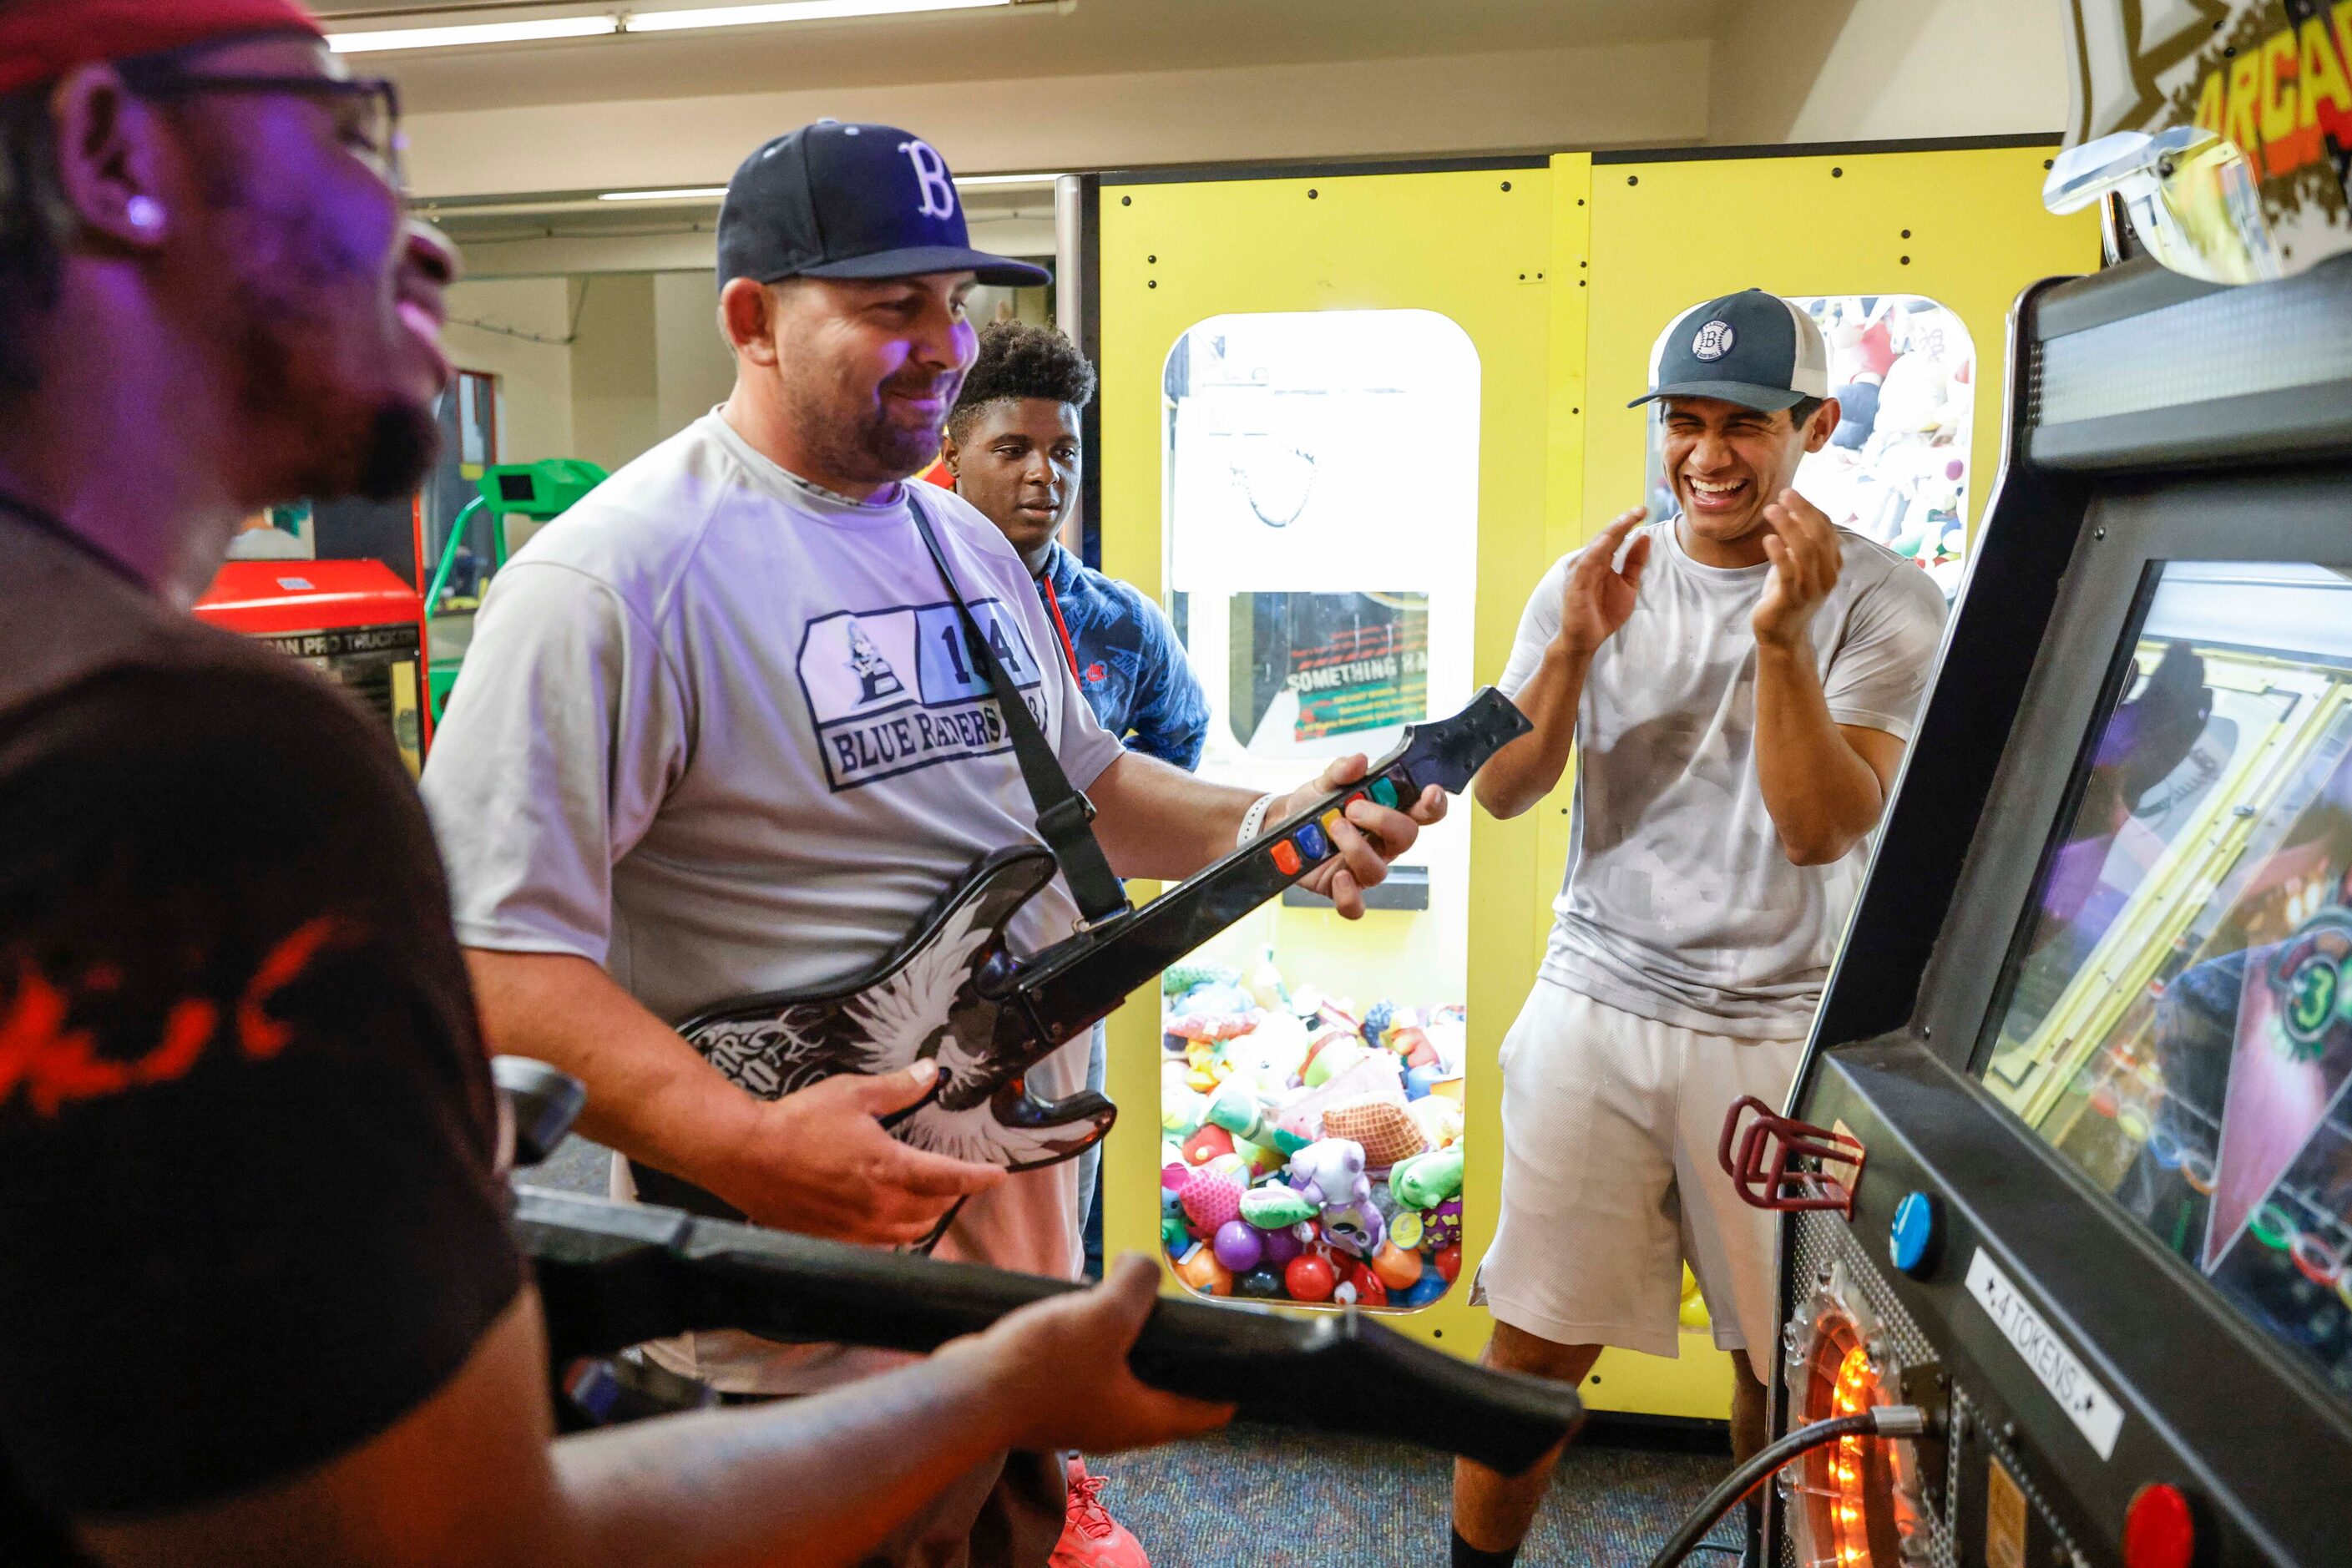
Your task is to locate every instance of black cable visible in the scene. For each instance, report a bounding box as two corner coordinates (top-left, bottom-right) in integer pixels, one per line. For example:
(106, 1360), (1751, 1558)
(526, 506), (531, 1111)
(1645, 1405), (1930, 1568)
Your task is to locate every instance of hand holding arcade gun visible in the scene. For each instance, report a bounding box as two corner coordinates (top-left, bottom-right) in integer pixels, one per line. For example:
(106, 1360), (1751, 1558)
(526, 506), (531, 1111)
(499, 1060), (1587, 1474)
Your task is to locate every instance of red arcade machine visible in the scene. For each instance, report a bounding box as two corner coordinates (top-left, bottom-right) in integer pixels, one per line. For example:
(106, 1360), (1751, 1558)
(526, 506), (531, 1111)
(195, 506), (432, 776)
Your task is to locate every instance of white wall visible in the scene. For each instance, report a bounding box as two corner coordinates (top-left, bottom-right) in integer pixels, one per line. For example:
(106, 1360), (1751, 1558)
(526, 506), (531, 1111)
(568, 273), (661, 473)
(439, 276), (574, 463)
(652, 271), (736, 437)
(407, 3), (2071, 209)
(440, 272), (743, 483)
(1711, 0), (2071, 146)
(403, 41), (1712, 199)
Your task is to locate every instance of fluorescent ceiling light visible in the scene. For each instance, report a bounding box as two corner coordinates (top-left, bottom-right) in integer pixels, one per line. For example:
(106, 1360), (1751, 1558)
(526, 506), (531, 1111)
(593, 173), (1051, 203)
(330, 16), (615, 53)
(599, 186), (731, 201)
(628, 0), (1011, 32)
(329, 0), (1018, 53)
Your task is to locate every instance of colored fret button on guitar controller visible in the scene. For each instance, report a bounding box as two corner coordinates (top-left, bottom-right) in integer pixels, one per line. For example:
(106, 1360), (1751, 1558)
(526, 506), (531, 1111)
(1293, 821), (1330, 860)
(1269, 839), (1302, 875)
(1369, 776), (1401, 807)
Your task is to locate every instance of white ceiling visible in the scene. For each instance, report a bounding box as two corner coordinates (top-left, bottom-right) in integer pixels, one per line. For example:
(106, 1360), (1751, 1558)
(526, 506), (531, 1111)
(339, 0), (1726, 114)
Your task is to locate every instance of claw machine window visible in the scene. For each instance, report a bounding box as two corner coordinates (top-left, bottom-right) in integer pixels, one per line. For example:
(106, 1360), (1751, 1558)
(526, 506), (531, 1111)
(1641, 295), (1977, 599)
(1156, 309), (1477, 1311)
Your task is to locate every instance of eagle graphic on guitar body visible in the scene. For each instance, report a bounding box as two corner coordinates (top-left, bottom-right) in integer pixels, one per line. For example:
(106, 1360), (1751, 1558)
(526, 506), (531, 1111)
(628, 689), (1530, 1236)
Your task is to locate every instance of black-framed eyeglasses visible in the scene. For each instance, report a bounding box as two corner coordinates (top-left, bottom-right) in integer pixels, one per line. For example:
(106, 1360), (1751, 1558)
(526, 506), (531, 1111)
(117, 70), (407, 195)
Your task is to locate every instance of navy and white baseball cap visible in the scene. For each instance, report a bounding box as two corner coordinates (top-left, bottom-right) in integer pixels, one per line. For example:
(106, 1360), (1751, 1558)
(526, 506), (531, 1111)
(716, 120), (1050, 290)
(1630, 288), (1830, 414)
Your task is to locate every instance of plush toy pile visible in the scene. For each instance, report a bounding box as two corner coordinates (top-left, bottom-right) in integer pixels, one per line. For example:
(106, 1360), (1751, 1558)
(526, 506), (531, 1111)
(1159, 953), (1466, 1308)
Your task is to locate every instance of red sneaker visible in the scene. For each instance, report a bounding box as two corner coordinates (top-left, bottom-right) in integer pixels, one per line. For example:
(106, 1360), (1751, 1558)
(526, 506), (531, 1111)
(1049, 1455), (1150, 1568)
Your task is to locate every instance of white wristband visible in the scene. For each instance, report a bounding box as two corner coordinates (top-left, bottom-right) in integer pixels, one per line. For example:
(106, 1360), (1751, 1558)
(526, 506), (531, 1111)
(1237, 792), (1281, 847)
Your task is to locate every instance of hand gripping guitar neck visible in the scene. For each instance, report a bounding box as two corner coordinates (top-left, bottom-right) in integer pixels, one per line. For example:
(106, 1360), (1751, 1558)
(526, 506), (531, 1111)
(630, 689), (1530, 1241)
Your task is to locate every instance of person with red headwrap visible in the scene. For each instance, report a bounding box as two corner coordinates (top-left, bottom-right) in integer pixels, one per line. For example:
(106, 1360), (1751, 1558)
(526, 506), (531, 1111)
(0, 6), (1225, 1565)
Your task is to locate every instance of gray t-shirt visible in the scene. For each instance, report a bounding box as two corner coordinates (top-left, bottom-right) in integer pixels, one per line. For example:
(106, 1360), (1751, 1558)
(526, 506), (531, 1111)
(1500, 518), (1947, 1039)
(421, 412), (1124, 1333)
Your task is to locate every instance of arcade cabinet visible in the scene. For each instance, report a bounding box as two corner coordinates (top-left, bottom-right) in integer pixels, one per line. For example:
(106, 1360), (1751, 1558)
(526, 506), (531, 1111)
(1746, 43), (2352, 1568)
(1100, 143), (2094, 1424)
(424, 458), (607, 720)
(195, 554), (431, 776)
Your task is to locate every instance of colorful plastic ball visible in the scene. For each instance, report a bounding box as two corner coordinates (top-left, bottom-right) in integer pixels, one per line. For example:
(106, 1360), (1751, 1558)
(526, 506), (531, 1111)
(1161, 1161), (1190, 1191)
(1678, 1277), (1712, 1332)
(1344, 1260), (1389, 1307)
(1173, 1243), (1234, 1297)
(1284, 1253), (1337, 1302)
(1182, 1125), (1236, 1166)
(1434, 1246), (1461, 1283)
(1399, 1270), (1449, 1308)
(1261, 1225), (1303, 1267)
(1236, 1267), (1285, 1300)
(1404, 1063), (1444, 1100)
(1370, 1242), (1424, 1292)
(1213, 1220), (1265, 1272)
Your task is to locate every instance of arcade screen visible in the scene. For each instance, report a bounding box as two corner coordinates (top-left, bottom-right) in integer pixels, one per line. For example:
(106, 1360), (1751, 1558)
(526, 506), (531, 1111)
(1980, 561), (2352, 1404)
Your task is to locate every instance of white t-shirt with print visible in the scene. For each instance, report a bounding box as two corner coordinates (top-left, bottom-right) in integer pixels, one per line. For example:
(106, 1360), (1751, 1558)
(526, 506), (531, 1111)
(421, 410), (1125, 1390)
(1500, 518), (1947, 1040)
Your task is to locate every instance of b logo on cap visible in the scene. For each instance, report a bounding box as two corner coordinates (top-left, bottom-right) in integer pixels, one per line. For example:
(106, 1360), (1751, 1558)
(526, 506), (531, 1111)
(899, 139), (957, 221)
(1691, 320), (1736, 362)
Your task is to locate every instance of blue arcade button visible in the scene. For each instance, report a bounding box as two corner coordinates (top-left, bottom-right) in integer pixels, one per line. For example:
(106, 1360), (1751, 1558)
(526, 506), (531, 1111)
(1890, 1190), (1940, 1278)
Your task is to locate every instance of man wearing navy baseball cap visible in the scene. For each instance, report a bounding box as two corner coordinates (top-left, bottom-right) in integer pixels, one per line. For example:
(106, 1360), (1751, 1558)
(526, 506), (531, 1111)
(1451, 291), (1948, 1568)
(425, 122), (1441, 1568)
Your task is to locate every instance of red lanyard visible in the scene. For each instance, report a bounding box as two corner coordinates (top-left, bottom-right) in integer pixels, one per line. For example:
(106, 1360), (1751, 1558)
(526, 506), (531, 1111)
(1038, 573), (1082, 680)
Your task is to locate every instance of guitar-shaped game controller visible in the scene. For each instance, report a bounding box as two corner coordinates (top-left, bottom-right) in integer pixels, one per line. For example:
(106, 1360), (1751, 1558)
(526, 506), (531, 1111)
(630, 689), (1530, 1232)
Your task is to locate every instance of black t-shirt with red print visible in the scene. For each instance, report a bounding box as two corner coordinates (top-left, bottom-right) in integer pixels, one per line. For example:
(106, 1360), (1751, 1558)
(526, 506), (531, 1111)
(0, 511), (522, 1560)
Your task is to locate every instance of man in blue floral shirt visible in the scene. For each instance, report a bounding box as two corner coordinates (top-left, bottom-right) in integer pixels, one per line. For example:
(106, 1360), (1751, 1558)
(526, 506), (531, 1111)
(940, 322), (1208, 768)
(938, 319), (1209, 1568)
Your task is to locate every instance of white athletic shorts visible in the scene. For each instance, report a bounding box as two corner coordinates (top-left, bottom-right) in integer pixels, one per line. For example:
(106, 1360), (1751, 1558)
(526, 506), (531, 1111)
(1474, 979), (1807, 1383)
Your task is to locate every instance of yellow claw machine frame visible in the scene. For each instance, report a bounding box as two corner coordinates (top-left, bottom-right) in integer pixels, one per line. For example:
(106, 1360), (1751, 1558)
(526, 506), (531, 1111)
(1094, 139), (2097, 1421)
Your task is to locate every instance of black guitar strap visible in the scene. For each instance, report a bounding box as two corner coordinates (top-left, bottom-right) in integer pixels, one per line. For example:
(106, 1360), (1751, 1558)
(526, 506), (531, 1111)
(904, 487), (1129, 926)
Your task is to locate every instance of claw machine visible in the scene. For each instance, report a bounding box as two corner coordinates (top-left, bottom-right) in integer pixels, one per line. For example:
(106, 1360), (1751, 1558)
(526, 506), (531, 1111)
(1098, 141), (2097, 1424)
(1151, 308), (1483, 1314)
(1096, 159), (1571, 1388)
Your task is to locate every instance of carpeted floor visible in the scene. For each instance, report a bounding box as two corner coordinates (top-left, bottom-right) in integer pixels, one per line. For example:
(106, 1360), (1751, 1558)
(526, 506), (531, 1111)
(1089, 1419), (1741, 1568)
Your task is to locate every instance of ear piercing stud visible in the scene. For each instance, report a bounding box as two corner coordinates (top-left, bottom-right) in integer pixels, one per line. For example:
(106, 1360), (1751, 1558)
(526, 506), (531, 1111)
(125, 195), (164, 233)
